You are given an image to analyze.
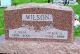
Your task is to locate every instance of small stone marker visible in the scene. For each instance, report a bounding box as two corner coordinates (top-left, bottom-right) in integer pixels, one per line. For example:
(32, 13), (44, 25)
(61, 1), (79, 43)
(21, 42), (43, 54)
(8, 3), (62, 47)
(4, 3), (74, 42)
(52, 0), (77, 5)
(0, 0), (11, 7)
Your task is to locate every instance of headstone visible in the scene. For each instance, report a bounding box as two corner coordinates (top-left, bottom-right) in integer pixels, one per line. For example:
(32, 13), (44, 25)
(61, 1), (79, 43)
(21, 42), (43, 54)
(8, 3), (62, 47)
(4, 3), (74, 42)
(52, 0), (77, 5)
(0, 0), (11, 7)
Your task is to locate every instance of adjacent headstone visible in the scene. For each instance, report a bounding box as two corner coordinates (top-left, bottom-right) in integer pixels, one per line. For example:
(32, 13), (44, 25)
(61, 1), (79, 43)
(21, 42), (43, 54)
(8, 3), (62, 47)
(4, 3), (74, 42)
(0, 0), (11, 7)
(52, 0), (78, 5)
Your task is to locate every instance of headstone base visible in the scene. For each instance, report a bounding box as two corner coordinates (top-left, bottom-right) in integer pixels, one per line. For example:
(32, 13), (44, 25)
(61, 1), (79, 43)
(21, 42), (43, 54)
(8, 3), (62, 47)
(0, 38), (80, 54)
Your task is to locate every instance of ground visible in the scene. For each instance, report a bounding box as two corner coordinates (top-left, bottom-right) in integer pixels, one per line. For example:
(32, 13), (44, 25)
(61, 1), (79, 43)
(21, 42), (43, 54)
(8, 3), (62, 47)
(0, 0), (80, 37)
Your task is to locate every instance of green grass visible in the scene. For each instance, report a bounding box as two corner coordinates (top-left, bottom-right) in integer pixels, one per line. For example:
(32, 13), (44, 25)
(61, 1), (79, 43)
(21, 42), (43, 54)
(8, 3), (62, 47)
(0, 28), (4, 35)
(74, 27), (80, 37)
(70, 4), (80, 37)
(0, 8), (5, 35)
(70, 5), (80, 16)
(0, 0), (80, 37)
(12, 0), (48, 5)
(12, 0), (31, 5)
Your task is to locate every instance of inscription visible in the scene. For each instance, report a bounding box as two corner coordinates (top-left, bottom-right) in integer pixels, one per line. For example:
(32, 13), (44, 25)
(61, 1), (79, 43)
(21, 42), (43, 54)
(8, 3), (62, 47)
(22, 14), (53, 21)
(9, 26), (68, 39)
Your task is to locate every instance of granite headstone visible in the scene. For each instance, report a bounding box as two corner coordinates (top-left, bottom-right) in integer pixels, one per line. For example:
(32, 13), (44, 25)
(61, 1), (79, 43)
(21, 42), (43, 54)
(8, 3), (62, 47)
(4, 3), (74, 42)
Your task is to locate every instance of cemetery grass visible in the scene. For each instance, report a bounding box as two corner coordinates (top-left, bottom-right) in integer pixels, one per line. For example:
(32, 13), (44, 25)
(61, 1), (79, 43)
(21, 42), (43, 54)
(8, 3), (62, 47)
(70, 5), (80, 17)
(0, 8), (4, 35)
(74, 27), (80, 37)
(12, 0), (48, 5)
(70, 4), (80, 37)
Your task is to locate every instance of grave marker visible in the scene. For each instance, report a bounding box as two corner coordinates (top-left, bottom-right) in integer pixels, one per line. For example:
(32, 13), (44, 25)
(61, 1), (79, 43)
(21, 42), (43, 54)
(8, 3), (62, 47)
(0, 0), (11, 7)
(4, 3), (74, 42)
(52, 0), (77, 5)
